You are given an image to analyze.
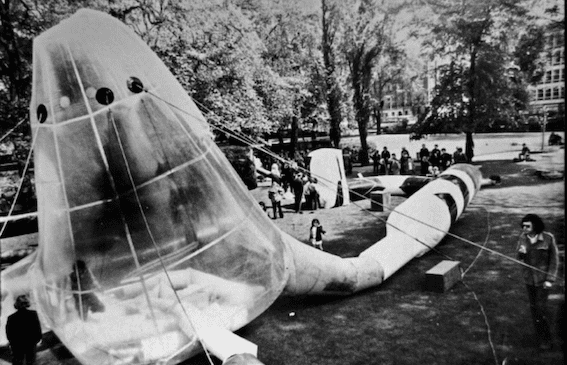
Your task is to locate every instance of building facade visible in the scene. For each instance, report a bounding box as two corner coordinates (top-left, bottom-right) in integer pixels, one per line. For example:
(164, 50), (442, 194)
(527, 28), (565, 124)
(380, 74), (429, 132)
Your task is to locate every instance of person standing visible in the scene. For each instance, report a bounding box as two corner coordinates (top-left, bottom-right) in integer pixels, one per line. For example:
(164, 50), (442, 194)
(70, 260), (105, 320)
(453, 147), (467, 163)
(419, 144), (430, 175)
(516, 214), (559, 351)
(389, 153), (401, 175)
(372, 148), (380, 174)
(304, 177), (320, 210)
(291, 172), (305, 213)
(309, 219), (326, 251)
(268, 178), (285, 219)
(440, 148), (453, 171)
(380, 146), (391, 175)
(6, 295), (43, 365)
(281, 162), (293, 193)
(400, 147), (408, 160)
(400, 150), (414, 175)
(430, 144), (440, 158)
(429, 144), (441, 169)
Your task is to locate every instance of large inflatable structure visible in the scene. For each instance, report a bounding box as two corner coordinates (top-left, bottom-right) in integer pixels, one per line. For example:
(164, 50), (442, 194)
(1, 9), (485, 365)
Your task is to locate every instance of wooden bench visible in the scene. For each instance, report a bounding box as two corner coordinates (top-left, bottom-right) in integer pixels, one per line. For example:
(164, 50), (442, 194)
(425, 260), (461, 293)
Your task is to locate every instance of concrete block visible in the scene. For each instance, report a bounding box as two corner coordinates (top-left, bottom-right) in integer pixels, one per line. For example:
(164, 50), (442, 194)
(370, 191), (391, 212)
(425, 260), (461, 293)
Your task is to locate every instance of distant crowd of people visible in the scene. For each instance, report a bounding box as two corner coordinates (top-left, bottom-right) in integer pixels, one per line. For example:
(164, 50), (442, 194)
(266, 161), (323, 220)
(252, 147), (328, 222)
(356, 143), (470, 177)
(258, 142), (474, 233)
(416, 143), (468, 177)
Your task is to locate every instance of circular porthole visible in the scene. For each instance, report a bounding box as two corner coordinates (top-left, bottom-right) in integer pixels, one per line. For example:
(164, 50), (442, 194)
(96, 87), (114, 105)
(37, 104), (48, 124)
(127, 77), (144, 93)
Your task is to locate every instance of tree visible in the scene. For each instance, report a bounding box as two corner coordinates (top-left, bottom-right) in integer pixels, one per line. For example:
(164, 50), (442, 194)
(240, 0), (324, 156)
(0, 0), (77, 133)
(513, 24), (546, 84)
(321, 0), (344, 148)
(417, 0), (539, 162)
(369, 46), (407, 134)
(340, 0), (404, 165)
(0, 0), (180, 135)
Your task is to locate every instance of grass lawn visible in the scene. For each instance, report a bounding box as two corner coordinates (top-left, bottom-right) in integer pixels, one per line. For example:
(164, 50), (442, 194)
(203, 155), (563, 365)
(1, 153), (564, 365)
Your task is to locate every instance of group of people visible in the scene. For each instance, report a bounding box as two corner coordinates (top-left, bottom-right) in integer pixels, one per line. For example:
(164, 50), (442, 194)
(418, 143), (467, 176)
(266, 162), (322, 220)
(368, 143), (467, 177)
(371, 146), (415, 175)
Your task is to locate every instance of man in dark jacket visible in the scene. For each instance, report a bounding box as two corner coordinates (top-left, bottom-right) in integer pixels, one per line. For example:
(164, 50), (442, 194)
(380, 147), (391, 175)
(516, 214), (559, 351)
(291, 172), (305, 213)
(6, 295), (42, 365)
(440, 148), (453, 171)
(419, 144), (430, 175)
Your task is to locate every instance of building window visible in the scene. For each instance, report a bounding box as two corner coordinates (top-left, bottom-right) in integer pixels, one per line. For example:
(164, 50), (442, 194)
(545, 88), (552, 100)
(553, 50), (563, 65)
(404, 110), (408, 115)
(553, 69), (560, 82)
(553, 87), (560, 99)
(561, 86), (565, 99)
(538, 89), (544, 100)
(545, 71), (552, 83)
(558, 33), (565, 47)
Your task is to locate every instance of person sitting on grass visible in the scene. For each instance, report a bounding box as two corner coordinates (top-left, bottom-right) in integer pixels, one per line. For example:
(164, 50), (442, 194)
(518, 143), (531, 161)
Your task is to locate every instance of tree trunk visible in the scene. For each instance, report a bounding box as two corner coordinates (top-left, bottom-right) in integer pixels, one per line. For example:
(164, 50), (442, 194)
(466, 50), (477, 163)
(353, 85), (370, 166)
(328, 87), (342, 148)
(358, 119), (369, 165)
(321, 0), (342, 148)
(465, 131), (474, 163)
(289, 116), (299, 157)
(374, 104), (382, 135)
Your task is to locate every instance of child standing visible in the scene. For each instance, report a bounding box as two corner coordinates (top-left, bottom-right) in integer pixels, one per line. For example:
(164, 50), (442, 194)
(309, 219), (326, 251)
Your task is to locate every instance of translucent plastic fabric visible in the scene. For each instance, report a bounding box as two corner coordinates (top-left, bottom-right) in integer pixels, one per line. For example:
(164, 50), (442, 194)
(307, 149), (349, 208)
(29, 9), (289, 365)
